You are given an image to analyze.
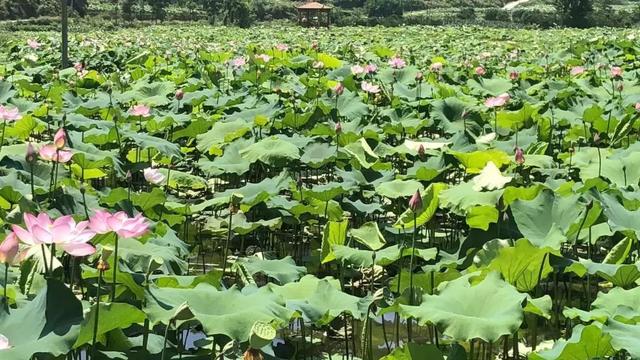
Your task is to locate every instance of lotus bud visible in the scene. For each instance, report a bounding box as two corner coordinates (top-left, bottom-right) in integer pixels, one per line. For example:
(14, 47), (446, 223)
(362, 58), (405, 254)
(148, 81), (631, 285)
(79, 183), (86, 194)
(335, 122), (342, 134)
(509, 71), (519, 80)
(593, 132), (601, 145)
(418, 144), (425, 158)
(635, 103), (640, 112)
(0, 232), (18, 265)
(97, 258), (110, 272)
(515, 147), (525, 165)
(175, 88), (184, 100)
(415, 71), (424, 81)
(126, 170), (132, 181)
(311, 41), (319, 51)
(54, 128), (66, 149)
(333, 83), (344, 96)
(26, 142), (37, 163)
(617, 83), (624, 92)
(502, 212), (509, 222)
(409, 190), (423, 212)
(611, 66), (623, 78)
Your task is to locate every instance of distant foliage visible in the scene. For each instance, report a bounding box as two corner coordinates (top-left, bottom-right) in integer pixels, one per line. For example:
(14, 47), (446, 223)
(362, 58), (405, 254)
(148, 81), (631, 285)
(366, 0), (403, 18)
(552, 0), (593, 27)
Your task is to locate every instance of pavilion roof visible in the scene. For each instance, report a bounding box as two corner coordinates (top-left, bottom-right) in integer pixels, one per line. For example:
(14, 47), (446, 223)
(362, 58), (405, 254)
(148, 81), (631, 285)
(297, 1), (333, 10)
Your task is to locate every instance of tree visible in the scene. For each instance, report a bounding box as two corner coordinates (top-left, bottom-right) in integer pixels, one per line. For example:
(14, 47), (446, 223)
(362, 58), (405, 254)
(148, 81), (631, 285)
(200, 0), (222, 24)
(121, 0), (135, 21)
(552, 0), (593, 27)
(221, 0), (252, 27)
(147, 0), (169, 22)
(366, 0), (403, 18)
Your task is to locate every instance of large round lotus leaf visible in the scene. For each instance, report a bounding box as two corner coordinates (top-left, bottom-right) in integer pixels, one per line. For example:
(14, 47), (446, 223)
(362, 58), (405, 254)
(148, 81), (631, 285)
(144, 283), (293, 341)
(603, 320), (640, 358)
(239, 136), (300, 165)
(394, 183), (448, 229)
(236, 256), (306, 284)
(401, 272), (526, 342)
(375, 179), (424, 199)
(74, 303), (146, 347)
(485, 239), (554, 292)
(530, 324), (615, 360)
(0, 279), (83, 359)
(349, 221), (386, 251)
(566, 258), (640, 288)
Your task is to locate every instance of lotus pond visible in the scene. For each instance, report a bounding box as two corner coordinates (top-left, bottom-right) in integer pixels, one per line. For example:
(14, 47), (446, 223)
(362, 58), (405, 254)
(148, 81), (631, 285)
(2, 24), (640, 359)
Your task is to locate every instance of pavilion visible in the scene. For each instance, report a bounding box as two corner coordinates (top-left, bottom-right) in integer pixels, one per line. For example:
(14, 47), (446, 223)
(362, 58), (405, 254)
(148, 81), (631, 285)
(296, 1), (332, 27)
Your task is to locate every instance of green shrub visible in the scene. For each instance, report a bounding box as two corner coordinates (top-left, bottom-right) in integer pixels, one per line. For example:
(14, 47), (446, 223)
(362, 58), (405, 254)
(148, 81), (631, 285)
(484, 7), (510, 21)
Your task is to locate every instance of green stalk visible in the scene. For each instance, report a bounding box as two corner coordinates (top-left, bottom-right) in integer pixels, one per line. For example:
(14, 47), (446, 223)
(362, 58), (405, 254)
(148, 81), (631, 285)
(3, 263), (8, 313)
(41, 244), (49, 276)
(91, 270), (103, 359)
(0, 119), (6, 155)
(111, 235), (119, 301)
(407, 213), (417, 341)
(221, 208), (233, 276)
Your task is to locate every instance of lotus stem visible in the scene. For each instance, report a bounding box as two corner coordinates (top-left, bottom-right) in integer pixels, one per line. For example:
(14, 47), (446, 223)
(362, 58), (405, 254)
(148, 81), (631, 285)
(91, 269), (103, 359)
(111, 235), (119, 301)
(0, 119), (6, 155)
(161, 319), (174, 360)
(407, 212), (417, 341)
(221, 207), (233, 276)
(41, 244), (49, 276)
(3, 262), (8, 312)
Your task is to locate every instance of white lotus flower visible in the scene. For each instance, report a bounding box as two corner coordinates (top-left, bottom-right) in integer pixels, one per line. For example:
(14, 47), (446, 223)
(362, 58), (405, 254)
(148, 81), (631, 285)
(0, 334), (10, 350)
(404, 139), (450, 152)
(472, 162), (512, 191)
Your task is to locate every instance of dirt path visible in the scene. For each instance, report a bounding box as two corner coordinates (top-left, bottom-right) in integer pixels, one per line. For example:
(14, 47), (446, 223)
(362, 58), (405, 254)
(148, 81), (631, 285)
(502, 0), (532, 10)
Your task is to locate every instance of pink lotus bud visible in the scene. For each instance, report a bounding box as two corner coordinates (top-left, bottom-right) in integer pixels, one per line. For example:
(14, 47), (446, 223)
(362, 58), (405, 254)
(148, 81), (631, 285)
(635, 103), (640, 112)
(611, 66), (623, 78)
(26, 142), (37, 163)
(515, 147), (525, 165)
(594, 132), (601, 144)
(509, 71), (519, 80)
(175, 89), (184, 100)
(54, 128), (66, 149)
(617, 83), (624, 92)
(409, 190), (423, 212)
(415, 71), (424, 81)
(418, 144), (425, 157)
(335, 122), (342, 134)
(333, 83), (344, 96)
(475, 66), (486, 76)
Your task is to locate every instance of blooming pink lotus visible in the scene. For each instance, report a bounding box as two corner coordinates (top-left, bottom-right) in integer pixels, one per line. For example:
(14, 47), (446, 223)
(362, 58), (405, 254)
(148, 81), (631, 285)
(570, 66), (585, 76)
(129, 104), (151, 118)
(27, 39), (40, 50)
(351, 65), (365, 76)
(255, 54), (271, 63)
(12, 213), (96, 257)
(231, 57), (246, 69)
(39, 145), (73, 163)
(0, 334), (9, 350)
(0, 232), (18, 264)
(89, 210), (149, 239)
(54, 128), (66, 149)
(475, 66), (486, 76)
(0, 105), (21, 122)
(144, 167), (166, 185)
(365, 64), (378, 74)
(361, 81), (380, 94)
(611, 66), (623, 78)
(388, 57), (406, 69)
(275, 43), (289, 52)
(485, 93), (510, 108)
(430, 62), (443, 72)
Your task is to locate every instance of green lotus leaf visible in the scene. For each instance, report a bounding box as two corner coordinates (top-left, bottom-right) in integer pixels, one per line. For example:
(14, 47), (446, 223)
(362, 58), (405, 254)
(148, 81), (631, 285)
(300, 142), (336, 168)
(196, 120), (251, 155)
(0, 279), (83, 359)
(566, 258), (640, 288)
(467, 77), (513, 96)
(236, 256), (306, 284)
(524, 295), (552, 319)
(485, 239), (554, 292)
(74, 303), (146, 348)
(321, 220), (348, 263)
(529, 324), (615, 360)
(349, 221), (386, 251)
(394, 183), (448, 229)
(240, 136), (300, 165)
(401, 272), (526, 342)
(343, 137), (379, 169)
(603, 320), (640, 358)
(450, 149), (511, 174)
(465, 205), (499, 231)
(375, 179), (424, 199)
(380, 343), (444, 360)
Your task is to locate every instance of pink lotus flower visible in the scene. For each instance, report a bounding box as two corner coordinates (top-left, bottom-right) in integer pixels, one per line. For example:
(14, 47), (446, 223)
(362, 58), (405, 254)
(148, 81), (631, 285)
(333, 83), (344, 96)
(351, 65), (365, 76)
(144, 167), (166, 185)
(54, 128), (66, 149)
(275, 43), (289, 52)
(611, 66), (623, 78)
(388, 57), (406, 69)
(74, 62), (84, 73)
(515, 147), (525, 165)
(485, 93), (510, 108)
(231, 57), (246, 69)
(129, 104), (151, 117)
(365, 64), (378, 74)
(475, 66), (486, 76)
(361, 81), (380, 94)
(12, 213), (96, 257)
(0, 105), (21, 122)
(89, 211), (149, 239)
(313, 61), (324, 69)
(0, 232), (18, 264)
(39, 145), (73, 163)
(509, 71), (519, 80)
(430, 62), (443, 72)
(255, 54), (271, 63)
(409, 190), (422, 212)
(570, 66), (585, 76)
(0, 334), (9, 350)
(27, 39), (40, 50)
(175, 89), (184, 100)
